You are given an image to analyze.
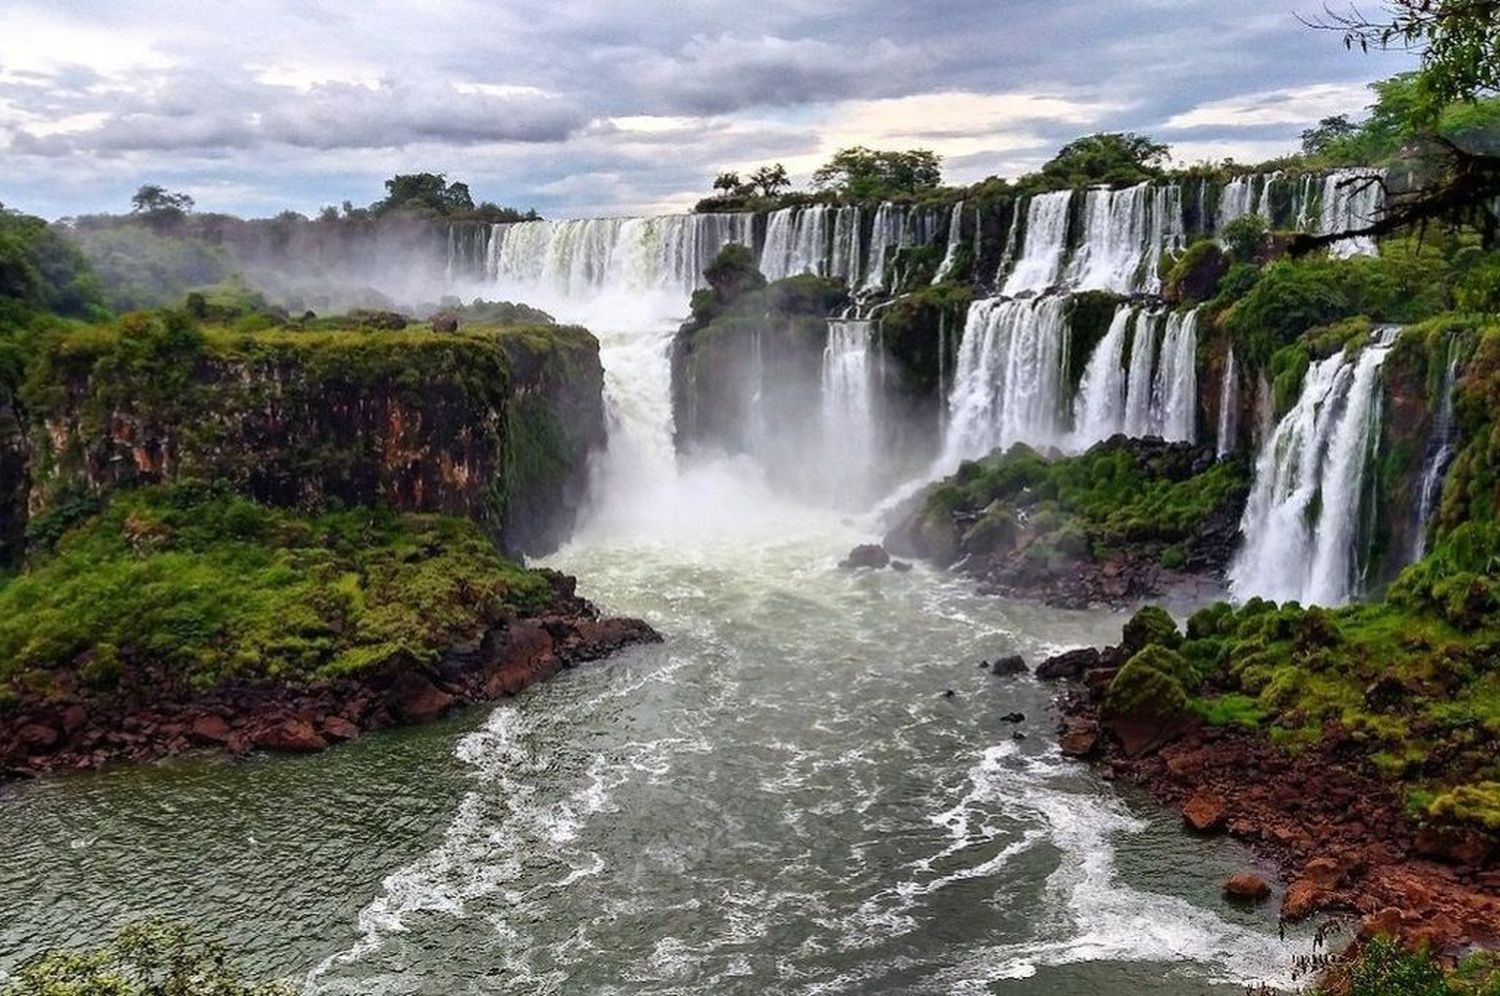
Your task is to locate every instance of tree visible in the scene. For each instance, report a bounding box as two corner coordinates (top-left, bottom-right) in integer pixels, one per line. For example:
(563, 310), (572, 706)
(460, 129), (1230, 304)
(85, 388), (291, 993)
(811, 147), (943, 199)
(1220, 214), (1269, 263)
(1306, 1), (1500, 119)
(1292, 1), (1500, 252)
(1300, 114), (1361, 155)
(712, 171), (743, 194)
(371, 173), (476, 217)
(749, 163), (791, 198)
(1038, 133), (1170, 186)
(129, 184), (194, 215)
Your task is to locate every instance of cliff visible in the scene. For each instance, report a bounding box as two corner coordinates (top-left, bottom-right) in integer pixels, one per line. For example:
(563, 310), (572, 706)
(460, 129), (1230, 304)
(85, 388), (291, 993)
(10, 313), (603, 561)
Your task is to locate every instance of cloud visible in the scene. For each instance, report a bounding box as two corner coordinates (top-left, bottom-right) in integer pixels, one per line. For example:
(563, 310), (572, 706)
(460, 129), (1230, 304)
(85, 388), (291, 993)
(0, 0), (1419, 219)
(1162, 82), (1374, 130)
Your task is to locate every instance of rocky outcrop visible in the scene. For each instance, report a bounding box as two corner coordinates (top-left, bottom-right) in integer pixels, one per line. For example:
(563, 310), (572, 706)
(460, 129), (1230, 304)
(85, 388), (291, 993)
(0, 570), (659, 779)
(17, 320), (603, 559)
(1043, 643), (1500, 959)
(0, 386), (27, 568)
(886, 437), (1248, 609)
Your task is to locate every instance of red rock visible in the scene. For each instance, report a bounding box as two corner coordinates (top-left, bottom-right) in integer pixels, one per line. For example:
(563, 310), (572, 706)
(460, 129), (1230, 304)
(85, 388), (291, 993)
(1414, 826), (1496, 868)
(484, 622), (557, 698)
(18, 723), (58, 750)
(1281, 878), (1325, 920)
(1224, 872), (1271, 902)
(1059, 718), (1100, 758)
(1302, 856), (1343, 889)
(388, 671), (456, 724)
(321, 716), (360, 741)
(189, 714), (233, 744)
(1360, 907), (1405, 939)
(251, 718), (327, 753)
(59, 704), (88, 734)
(1182, 790), (1227, 833)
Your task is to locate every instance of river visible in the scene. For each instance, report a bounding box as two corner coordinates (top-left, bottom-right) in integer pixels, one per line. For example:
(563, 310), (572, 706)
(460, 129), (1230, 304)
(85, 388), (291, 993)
(0, 313), (1311, 993)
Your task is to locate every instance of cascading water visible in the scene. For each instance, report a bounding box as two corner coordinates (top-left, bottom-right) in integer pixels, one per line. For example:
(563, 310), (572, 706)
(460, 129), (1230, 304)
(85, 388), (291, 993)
(933, 200), (965, 284)
(1122, 311), (1161, 438)
(1412, 337), (1462, 560)
(1064, 183), (1183, 295)
(1071, 304), (1133, 447)
(821, 318), (880, 500)
(941, 296), (1070, 465)
(1216, 347), (1238, 458)
(1002, 191), (1073, 295)
(1153, 308), (1200, 442)
(1216, 176), (1255, 231)
(1230, 327), (1401, 606)
(1318, 169), (1384, 258)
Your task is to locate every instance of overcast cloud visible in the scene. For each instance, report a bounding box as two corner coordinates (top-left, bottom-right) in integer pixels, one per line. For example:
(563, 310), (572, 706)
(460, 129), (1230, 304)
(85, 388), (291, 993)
(0, 0), (1415, 219)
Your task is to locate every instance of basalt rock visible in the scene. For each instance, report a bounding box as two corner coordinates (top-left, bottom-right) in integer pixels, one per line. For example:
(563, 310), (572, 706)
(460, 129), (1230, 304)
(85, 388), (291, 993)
(1036, 647), (1100, 681)
(988, 654), (1027, 677)
(840, 544), (891, 570)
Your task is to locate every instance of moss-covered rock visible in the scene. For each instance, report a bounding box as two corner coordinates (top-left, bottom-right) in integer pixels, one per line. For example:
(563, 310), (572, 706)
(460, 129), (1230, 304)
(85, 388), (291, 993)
(1122, 604), (1183, 652)
(1104, 646), (1191, 720)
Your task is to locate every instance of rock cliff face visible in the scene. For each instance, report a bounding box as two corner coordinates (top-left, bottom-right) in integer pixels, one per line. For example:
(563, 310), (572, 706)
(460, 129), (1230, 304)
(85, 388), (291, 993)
(12, 317), (604, 560)
(0, 387), (27, 568)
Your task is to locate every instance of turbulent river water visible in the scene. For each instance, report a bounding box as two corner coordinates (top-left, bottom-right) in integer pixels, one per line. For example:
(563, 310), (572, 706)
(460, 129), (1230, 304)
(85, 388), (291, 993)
(0, 316), (1313, 993)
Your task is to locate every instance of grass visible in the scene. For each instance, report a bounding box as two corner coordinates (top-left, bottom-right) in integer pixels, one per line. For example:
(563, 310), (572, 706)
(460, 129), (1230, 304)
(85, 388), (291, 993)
(0, 483), (553, 699)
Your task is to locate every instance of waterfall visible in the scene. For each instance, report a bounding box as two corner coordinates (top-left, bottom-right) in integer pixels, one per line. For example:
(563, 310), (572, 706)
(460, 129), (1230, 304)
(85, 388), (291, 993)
(1216, 347), (1238, 458)
(821, 318), (879, 497)
(1072, 305), (1133, 447)
(861, 204), (897, 293)
(933, 200), (965, 284)
(1412, 338), (1462, 560)
(1317, 169), (1384, 258)
(1123, 311), (1161, 437)
(1253, 171), (1282, 221)
(994, 200), (1024, 287)
(489, 213), (754, 312)
(1217, 176), (1255, 230)
(1002, 191), (1073, 295)
(830, 206), (862, 285)
(761, 205), (840, 281)
(1230, 328), (1401, 606)
(1153, 309), (1200, 443)
(941, 296), (1070, 464)
(1067, 184), (1154, 293)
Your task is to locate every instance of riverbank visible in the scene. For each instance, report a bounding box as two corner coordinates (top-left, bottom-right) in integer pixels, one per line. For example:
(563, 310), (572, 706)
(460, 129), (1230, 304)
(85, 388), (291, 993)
(1043, 635), (1500, 961)
(0, 486), (658, 781)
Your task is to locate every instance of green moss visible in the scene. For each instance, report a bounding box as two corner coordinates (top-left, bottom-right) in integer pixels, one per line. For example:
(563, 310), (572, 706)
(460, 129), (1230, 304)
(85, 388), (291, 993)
(0, 483), (552, 696)
(1104, 647), (1190, 719)
(1190, 693), (1268, 729)
(1123, 605), (1183, 651)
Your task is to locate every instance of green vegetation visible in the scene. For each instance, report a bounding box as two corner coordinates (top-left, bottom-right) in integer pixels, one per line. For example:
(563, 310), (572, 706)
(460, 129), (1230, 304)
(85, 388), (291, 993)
(0, 482), (552, 697)
(0, 204), (106, 323)
(1, 918), (295, 996)
(1310, 936), (1500, 996)
(919, 439), (1247, 568)
(1027, 132), (1170, 191)
(811, 147), (943, 200)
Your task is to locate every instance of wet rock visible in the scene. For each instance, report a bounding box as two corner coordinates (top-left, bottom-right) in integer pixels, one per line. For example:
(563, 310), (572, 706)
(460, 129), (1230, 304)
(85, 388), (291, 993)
(1281, 878), (1324, 921)
(18, 723), (58, 750)
(1224, 872), (1271, 902)
(1036, 647), (1100, 682)
(988, 654), (1027, 677)
(59, 704), (88, 735)
(431, 311), (459, 333)
(322, 716), (360, 741)
(943, 689), (956, 699)
(189, 714), (233, 744)
(1182, 790), (1227, 833)
(839, 544), (890, 570)
(388, 671), (457, 724)
(1059, 718), (1100, 758)
(251, 717), (327, 753)
(1000, 712), (1025, 723)
(890, 560), (912, 573)
(1012, 732), (1027, 741)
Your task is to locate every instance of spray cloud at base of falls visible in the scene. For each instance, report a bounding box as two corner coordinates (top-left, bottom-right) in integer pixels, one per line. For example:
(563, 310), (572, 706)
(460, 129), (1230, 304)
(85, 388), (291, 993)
(1230, 327), (1401, 607)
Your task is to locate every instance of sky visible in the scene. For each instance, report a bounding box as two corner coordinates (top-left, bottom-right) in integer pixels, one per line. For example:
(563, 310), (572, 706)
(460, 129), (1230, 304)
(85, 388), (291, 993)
(0, 0), (1417, 220)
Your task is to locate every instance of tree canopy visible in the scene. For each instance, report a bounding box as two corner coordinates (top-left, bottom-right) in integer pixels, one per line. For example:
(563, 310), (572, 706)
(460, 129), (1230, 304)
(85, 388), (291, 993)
(811, 147), (943, 199)
(371, 172), (476, 217)
(1036, 132), (1170, 188)
(130, 185), (195, 216)
(0, 205), (104, 321)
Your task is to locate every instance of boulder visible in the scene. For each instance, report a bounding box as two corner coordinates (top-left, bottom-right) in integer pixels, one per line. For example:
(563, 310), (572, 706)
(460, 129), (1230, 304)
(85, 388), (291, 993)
(1224, 872), (1271, 902)
(890, 560), (912, 573)
(18, 723), (58, 750)
(1182, 790), (1227, 833)
(1280, 878), (1324, 920)
(1036, 647), (1100, 681)
(251, 717), (327, 753)
(321, 716), (360, 741)
(431, 311), (460, 333)
(839, 544), (890, 570)
(988, 654), (1027, 677)
(189, 714), (233, 744)
(1059, 718), (1101, 758)
(388, 671), (456, 724)
(1000, 712), (1025, 723)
